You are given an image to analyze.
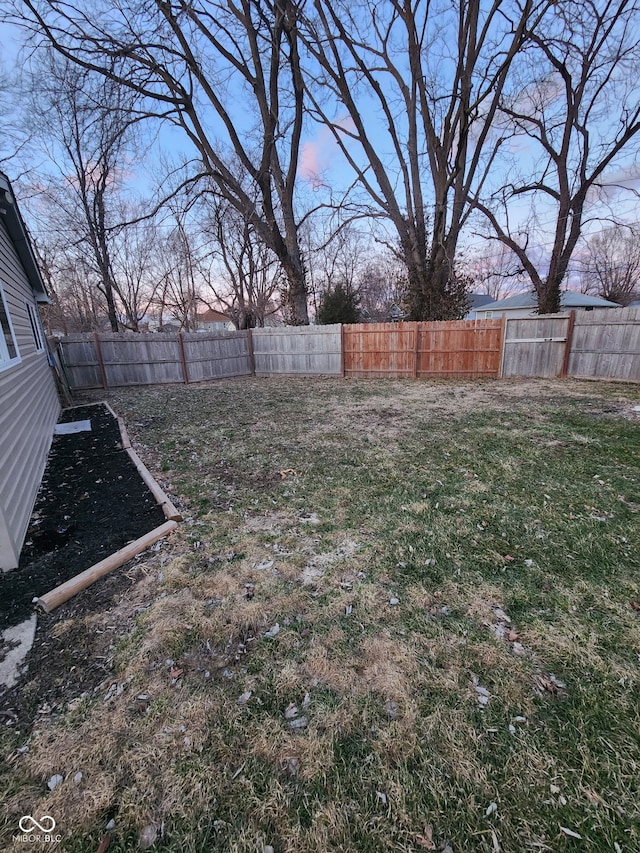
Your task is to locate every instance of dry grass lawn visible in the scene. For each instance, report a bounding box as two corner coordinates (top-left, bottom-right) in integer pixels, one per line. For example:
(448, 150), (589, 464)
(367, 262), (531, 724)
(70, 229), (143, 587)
(2, 377), (639, 852)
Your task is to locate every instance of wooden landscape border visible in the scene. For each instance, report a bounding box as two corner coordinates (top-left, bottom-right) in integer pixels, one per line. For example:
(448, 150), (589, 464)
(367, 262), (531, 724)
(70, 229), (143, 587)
(35, 402), (181, 613)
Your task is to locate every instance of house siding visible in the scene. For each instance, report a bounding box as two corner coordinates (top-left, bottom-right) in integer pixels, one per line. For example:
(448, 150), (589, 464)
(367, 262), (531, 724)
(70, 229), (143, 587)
(0, 217), (60, 570)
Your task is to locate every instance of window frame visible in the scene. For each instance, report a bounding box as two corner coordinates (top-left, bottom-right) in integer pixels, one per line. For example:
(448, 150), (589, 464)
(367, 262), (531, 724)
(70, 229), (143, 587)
(25, 299), (45, 353)
(0, 282), (21, 372)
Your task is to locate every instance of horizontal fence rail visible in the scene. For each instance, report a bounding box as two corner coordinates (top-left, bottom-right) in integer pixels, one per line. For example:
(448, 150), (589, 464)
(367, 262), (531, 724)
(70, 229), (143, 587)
(56, 308), (640, 391)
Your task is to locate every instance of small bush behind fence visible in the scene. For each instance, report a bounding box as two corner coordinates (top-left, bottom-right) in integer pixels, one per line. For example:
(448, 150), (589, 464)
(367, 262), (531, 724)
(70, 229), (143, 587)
(56, 307), (640, 391)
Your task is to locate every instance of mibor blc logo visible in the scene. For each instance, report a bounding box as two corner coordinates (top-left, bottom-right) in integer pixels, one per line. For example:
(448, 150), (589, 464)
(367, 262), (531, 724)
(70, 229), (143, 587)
(13, 815), (62, 844)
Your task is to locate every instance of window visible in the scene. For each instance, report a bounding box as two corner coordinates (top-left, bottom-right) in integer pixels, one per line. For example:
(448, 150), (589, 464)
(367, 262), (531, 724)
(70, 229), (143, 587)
(25, 301), (44, 352)
(485, 311), (494, 318)
(0, 284), (20, 370)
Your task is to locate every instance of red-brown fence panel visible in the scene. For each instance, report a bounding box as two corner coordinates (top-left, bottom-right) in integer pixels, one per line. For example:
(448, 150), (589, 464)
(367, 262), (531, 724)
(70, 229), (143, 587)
(344, 320), (503, 379)
(418, 319), (503, 377)
(343, 322), (417, 377)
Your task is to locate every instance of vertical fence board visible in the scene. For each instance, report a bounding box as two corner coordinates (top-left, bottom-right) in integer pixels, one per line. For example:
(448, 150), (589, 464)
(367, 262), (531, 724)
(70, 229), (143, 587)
(417, 319), (502, 377)
(344, 320), (502, 378)
(57, 337), (103, 389)
(97, 334), (184, 386)
(181, 331), (252, 382)
(344, 322), (417, 377)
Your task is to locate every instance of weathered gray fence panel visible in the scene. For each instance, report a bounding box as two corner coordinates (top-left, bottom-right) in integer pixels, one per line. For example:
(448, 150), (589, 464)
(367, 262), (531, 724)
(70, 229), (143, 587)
(181, 331), (251, 382)
(58, 337), (102, 389)
(501, 315), (570, 378)
(568, 307), (640, 381)
(98, 333), (184, 386)
(252, 325), (342, 375)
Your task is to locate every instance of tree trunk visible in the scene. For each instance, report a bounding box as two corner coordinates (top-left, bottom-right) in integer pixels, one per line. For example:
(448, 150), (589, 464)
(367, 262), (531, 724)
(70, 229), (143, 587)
(282, 249), (309, 325)
(406, 233), (466, 321)
(536, 279), (562, 315)
(101, 278), (119, 331)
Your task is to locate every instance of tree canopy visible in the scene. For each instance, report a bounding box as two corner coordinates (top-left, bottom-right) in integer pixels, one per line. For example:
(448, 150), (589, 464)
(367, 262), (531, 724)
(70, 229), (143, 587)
(4, 0), (640, 327)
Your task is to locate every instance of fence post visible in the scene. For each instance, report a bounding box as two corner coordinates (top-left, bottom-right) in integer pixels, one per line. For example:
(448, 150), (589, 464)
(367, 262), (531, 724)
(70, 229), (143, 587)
(498, 315), (508, 378)
(93, 332), (109, 389)
(247, 328), (256, 376)
(177, 332), (189, 384)
(560, 310), (576, 379)
(413, 322), (420, 378)
(341, 324), (347, 377)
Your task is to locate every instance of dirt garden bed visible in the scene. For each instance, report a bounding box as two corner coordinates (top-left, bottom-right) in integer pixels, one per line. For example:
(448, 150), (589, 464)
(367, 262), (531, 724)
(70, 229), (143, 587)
(0, 403), (174, 736)
(0, 404), (167, 634)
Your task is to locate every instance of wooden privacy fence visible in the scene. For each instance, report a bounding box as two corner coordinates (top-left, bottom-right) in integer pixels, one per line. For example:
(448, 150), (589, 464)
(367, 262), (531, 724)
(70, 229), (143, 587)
(569, 307), (640, 380)
(252, 325), (342, 375)
(59, 331), (253, 389)
(500, 306), (640, 381)
(56, 308), (640, 390)
(343, 320), (504, 378)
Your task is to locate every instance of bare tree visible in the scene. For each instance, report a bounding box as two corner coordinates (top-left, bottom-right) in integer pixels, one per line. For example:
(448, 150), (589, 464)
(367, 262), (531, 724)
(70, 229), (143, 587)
(579, 224), (640, 305)
(0, 67), (29, 166)
(475, 0), (640, 313)
(305, 222), (370, 315)
(301, 0), (544, 319)
(357, 255), (407, 322)
(152, 211), (202, 331)
(33, 238), (108, 334)
(467, 240), (524, 302)
(200, 196), (283, 329)
(26, 50), (141, 330)
(110, 216), (163, 330)
(14, 0), (310, 324)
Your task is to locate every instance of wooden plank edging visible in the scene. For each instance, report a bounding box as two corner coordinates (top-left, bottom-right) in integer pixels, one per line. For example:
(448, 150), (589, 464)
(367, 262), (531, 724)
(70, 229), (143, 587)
(35, 520), (178, 613)
(113, 414), (182, 522)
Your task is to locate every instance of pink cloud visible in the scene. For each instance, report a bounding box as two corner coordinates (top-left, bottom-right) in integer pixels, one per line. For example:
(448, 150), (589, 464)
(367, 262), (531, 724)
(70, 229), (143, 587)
(299, 117), (356, 189)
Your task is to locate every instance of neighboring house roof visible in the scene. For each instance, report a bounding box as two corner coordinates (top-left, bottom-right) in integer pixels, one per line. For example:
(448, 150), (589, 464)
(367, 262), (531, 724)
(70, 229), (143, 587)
(478, 290), (620, 312)
(0, 172), (49, 303)
(468, 293), (495, 310)
(198, 309), (232, 324)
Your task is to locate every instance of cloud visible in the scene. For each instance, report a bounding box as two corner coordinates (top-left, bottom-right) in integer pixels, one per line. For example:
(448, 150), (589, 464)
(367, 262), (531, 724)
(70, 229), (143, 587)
(298, 117), (356, 189)
(588, 163), (640, 202)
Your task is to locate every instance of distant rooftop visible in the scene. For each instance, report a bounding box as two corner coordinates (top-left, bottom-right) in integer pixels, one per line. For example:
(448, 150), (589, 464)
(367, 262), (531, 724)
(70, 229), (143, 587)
(198, 309), (232, 324)
(468, 293), (495, 310)
(479, 290), (620, 311)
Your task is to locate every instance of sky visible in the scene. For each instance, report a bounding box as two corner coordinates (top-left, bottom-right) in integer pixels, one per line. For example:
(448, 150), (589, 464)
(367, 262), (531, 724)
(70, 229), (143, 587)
(2, 1), (640, 296)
